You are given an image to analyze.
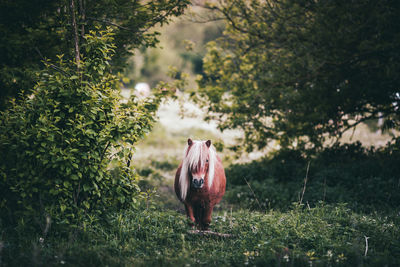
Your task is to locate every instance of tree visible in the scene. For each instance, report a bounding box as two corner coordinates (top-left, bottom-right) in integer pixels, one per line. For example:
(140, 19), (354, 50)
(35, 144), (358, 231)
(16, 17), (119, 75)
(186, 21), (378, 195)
(195, 0), (400, 152)
(0, 28), (172, 231)
(0, 0), (187, 232)
(0, 0), (189, 109)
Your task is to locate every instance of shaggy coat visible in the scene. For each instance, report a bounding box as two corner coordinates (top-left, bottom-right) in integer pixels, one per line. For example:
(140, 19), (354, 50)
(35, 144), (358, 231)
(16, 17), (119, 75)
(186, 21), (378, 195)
(174, 139), (226, 229)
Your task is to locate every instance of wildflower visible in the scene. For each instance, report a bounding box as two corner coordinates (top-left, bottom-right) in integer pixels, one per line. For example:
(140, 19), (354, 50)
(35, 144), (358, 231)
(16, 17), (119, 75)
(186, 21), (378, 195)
(283, 254), (289, 262)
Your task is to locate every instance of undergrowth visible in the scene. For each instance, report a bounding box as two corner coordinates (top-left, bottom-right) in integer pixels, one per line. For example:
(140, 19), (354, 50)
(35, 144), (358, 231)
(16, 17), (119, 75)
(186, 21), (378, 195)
(2, 142), (400, 266)
(1, 203), (399, 266)
(225, 142), (400, 213)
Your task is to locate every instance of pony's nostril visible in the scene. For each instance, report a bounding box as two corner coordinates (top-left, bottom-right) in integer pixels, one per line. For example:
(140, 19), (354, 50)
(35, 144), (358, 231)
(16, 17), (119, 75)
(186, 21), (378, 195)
(192, 179), (204, 188)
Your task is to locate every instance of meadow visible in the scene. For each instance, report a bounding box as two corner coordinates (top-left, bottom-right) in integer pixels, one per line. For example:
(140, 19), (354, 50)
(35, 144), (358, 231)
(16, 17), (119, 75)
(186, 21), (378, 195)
(2, 1), (400, 266)
(2, 119), (399, 266)
(3, 204), (400, 266)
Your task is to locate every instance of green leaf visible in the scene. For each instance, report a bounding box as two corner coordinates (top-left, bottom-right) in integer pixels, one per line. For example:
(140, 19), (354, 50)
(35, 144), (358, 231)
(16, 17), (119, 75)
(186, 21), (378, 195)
(83, 184), (90, 192)
(71, 174), (79, 180)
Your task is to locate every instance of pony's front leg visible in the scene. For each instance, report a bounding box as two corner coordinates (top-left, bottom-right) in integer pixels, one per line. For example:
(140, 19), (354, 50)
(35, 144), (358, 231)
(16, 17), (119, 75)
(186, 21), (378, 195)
(201, 204), (214, 230)
(184, 203), (196, 227)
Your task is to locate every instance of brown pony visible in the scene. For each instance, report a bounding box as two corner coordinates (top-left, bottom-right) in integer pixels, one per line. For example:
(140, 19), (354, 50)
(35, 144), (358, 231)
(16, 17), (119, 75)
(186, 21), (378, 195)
(174, 138), (226, 230)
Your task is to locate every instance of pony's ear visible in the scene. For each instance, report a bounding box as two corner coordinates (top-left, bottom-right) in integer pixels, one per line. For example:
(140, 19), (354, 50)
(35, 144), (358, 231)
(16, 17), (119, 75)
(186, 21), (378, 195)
(188, 138), (193, 146)
(206, 140), (211, 148)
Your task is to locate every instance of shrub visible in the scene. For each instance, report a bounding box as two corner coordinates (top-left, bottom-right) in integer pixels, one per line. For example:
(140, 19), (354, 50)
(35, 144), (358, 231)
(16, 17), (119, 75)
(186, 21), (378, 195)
(225, 142), (400, 212)
(0, 28), (164, 233)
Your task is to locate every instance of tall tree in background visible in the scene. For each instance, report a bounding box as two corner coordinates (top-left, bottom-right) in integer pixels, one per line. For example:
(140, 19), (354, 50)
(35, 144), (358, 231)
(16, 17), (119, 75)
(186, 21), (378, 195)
(0, 0), (189, 109)
(196, 0), (400, 152)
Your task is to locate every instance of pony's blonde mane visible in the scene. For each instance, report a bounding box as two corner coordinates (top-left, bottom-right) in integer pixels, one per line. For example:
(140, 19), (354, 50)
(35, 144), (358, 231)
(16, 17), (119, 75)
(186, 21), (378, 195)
(179, 140), (217, 200)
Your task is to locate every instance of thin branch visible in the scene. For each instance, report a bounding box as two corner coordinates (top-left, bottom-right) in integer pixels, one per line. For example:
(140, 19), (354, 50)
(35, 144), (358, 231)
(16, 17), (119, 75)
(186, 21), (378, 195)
(75, 181), (81, 206)
(70, 0), (80, 69)
(86, 5), (180, 34)
(364, 235), (370, 256)
(349, 122), (358, 141)
(299, 161), (311, 205)
(140, 5), (179, 33)
(100, 141), (111, 163)
(186, 15), (225, 24)
(341, 111), (386, 134)
(86, 17), (133, 31)
(243, 177), (263, 210)
(79, 0), (85, 38)
(34, 47), (68, 75)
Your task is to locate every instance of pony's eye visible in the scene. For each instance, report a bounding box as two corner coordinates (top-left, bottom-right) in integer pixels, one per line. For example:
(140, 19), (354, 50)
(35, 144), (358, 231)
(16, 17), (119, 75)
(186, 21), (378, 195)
(206, 160), (209, 163)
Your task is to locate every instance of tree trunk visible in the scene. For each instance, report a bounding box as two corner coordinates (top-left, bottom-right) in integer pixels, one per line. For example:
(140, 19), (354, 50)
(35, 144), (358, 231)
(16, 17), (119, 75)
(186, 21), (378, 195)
(79, 0), (85, 38)
(70, 0), (80, 69)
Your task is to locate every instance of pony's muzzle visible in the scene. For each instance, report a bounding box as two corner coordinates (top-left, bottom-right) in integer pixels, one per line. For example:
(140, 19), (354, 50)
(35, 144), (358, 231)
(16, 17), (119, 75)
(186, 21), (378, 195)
(192, 178), (204, 189)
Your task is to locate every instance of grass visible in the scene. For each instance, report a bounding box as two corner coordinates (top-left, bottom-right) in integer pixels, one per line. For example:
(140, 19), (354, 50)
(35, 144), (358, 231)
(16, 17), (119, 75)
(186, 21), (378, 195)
(2, 126), (400, 266)
(2, 203), (399, 266)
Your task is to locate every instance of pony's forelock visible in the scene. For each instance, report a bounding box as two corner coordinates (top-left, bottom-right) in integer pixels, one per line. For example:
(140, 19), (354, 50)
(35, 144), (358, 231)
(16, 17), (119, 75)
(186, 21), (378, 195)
(179, 140), (217, 200)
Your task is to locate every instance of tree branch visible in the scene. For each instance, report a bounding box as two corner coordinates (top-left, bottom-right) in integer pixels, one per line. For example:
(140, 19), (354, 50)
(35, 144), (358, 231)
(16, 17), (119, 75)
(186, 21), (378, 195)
(34, 47), (68, 75)
(86, 17), (133, 32)
(70, 0), (80, 69)
(86, 5), (182, 35)
(79, 0), (86, 38)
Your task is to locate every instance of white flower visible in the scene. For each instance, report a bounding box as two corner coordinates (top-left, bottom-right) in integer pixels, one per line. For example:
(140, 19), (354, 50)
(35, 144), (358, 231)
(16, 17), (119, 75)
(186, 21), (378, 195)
(283, 254), (290, 262)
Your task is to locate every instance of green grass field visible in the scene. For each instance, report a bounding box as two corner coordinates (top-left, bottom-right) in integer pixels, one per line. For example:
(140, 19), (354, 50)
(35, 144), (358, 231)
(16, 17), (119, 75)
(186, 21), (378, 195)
(3, 202), (399, 266)
(2, 106), (399, 266)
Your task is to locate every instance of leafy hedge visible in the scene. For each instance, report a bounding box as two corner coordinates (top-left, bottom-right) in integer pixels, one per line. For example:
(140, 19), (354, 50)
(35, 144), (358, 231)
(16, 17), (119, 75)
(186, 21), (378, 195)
(0, 28), (164, 233)
(225, 142), (400, 213)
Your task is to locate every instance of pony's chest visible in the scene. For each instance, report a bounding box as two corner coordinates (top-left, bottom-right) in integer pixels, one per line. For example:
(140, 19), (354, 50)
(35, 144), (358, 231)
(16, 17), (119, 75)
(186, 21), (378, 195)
(188, 188), (218, 203)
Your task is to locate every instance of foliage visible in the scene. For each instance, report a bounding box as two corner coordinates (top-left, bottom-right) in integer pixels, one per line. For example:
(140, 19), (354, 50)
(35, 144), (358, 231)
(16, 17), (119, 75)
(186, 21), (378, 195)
(225, 142), (400, 213)
(0, 0), (189, 109)
(0, 28), (168, 232)
(2, 204), (399, 266)
(195, 0), (400, 152)
(122, 7), (225, 89)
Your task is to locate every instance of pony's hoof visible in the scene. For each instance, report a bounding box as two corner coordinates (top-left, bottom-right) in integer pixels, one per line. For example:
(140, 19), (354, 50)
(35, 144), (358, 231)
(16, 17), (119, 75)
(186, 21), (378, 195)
(201, 224), (210, 231)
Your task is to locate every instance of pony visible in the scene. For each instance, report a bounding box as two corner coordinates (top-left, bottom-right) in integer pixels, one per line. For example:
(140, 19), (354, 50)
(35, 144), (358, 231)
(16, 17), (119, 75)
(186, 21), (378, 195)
(174, 138), (226, 230)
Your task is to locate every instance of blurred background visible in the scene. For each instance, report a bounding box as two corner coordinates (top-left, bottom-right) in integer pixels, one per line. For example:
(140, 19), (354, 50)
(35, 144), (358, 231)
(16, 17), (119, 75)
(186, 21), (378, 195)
(123, 4), (399, 212)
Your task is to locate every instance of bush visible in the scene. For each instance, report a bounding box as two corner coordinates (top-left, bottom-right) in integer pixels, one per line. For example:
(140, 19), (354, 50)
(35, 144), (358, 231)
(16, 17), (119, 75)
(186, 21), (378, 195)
(225, 142), (400, 213)
(0, 28), (163, 233)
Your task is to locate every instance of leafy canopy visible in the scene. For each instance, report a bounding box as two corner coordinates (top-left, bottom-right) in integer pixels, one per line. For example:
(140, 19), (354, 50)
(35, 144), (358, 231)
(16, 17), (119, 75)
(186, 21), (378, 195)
(196, 0), (400, 152)
(0, 0), (189, 109)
